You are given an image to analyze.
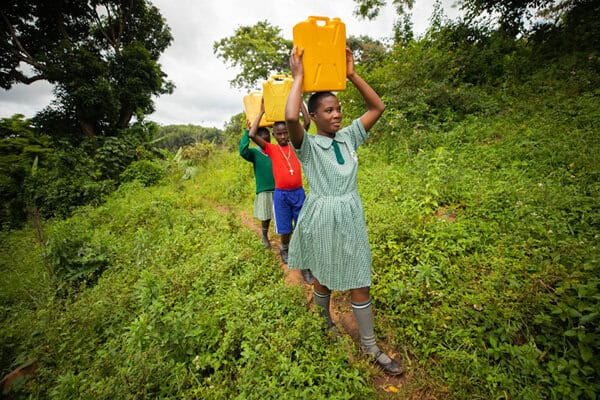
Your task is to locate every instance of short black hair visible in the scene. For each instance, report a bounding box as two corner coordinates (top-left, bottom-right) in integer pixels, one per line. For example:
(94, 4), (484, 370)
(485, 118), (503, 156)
(273, 121), (286, 130)
(308, 91), (336, 114)
(257, 127), (270, 138)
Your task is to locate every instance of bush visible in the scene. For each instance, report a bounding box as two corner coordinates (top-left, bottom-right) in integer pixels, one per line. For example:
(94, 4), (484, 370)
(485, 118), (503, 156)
(120, 159), (165, 186)
(46, 219), (113, 287)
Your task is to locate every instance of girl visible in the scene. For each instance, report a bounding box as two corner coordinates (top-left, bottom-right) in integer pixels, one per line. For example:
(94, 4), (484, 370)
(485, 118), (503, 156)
(284, 46), (402, 376)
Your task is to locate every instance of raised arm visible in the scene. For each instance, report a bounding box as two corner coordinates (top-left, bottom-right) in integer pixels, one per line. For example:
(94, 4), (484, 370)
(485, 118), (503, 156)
(239, 121), (253, 161)
(249, 97), (267, 150)
(285, 47), (306, 149)
(345, 48), (385, 131)
(300, 100), (310, 131)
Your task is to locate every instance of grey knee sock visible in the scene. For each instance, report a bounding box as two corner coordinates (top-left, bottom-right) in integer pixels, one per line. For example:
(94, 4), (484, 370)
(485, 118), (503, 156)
(352, 299), (392, 364)
(313, 290), (334, 328)
(261, 227), (269, 239)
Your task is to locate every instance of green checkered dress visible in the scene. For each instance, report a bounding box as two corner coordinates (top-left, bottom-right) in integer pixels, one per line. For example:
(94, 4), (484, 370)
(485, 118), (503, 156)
(288, 119), (371, 290)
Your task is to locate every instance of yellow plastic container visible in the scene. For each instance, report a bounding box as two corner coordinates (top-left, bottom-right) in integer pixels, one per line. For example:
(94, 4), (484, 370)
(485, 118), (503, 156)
(293, 16), (346, 93)
(262, 75), (293, 122)
(243, 91), (272, 127)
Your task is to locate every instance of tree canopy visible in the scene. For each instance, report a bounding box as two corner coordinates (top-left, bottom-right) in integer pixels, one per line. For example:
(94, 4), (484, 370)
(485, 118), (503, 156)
(0, 0), (174, 138)
(213, 20), (292, 91)
(352, 0), (586, 36)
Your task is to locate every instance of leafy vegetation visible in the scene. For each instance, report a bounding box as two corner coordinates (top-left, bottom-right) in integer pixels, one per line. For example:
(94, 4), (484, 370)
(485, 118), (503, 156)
(1, 173), (374, 399)
(155, 125), (224, 151)
(0, 0), (173, 137)
(1, 1), (599, 399)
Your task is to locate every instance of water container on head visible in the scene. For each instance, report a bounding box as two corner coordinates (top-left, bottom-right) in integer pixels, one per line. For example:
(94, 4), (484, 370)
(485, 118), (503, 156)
(262, 75), (293, 122)
(292, 16), (346, 93)
(243, 92), (273, 128)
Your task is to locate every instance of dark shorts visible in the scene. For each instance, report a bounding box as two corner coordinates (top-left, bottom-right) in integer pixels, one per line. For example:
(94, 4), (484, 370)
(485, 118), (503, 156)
(273, 187), (305, 234)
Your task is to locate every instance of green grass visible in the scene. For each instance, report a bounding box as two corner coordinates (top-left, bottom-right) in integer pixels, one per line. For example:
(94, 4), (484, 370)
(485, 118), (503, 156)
(1, 82), (599, 399)
(359, 88), (599, 399)
(0, 179), (374, 399)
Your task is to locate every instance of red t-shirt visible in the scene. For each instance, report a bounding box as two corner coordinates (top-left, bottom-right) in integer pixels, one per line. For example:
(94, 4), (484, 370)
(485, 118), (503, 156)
(264, 143), (302, 189)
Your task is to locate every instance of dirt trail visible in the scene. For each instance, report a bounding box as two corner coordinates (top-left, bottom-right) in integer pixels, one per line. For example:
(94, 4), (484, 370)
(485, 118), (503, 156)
(228, 205), (407, 394)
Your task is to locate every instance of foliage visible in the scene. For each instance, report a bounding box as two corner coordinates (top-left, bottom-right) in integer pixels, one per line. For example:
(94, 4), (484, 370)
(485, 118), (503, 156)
(0, 115), (52, 229)
(221, 113), (245, 152)
(2, 3), (600, 399)
(0, 180), (374, 399)
(180, 142), (216, 165)
(357, 84), (599, 398)
(18, 120), (164, 221)
(347, 35), (389, 69)
(353, 0), (415, 20)
(155, 124), (224, 151)
(213, 20), (292, 90)
(459, 0), (578, 36)
(120, 159), (165, 186)
(45, 218), (113, 288)
(529, 0), (600, 60)
(22, 145), (116, 220)
(0, 0), (174, 138)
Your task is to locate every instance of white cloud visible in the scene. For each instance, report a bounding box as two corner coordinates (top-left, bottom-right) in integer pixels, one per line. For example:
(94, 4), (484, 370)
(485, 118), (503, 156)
(0, 0), (460, 128)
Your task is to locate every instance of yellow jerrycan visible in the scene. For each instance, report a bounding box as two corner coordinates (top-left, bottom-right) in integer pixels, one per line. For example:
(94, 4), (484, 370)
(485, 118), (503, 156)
(292, 16), (346, 92)
(262, 75), (294, 122)
(243, 91), (273, 127)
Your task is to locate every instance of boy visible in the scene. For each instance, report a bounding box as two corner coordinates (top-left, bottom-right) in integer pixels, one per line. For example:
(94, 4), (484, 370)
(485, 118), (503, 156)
(249, 98), (309, 266)
(239, 123), (275, 248)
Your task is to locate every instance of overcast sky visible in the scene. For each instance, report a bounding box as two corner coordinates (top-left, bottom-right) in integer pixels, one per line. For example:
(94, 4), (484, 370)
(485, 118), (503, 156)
(0, 0), (460, 129)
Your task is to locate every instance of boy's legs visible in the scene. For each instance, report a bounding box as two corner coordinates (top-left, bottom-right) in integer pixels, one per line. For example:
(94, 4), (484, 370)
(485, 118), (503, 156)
(286, 188), (312, 282)
(273, 189), (294, 263)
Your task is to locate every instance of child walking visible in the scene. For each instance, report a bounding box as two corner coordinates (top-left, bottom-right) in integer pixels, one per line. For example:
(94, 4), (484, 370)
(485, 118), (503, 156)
(239, 123), (275, 248)
(249, 99), (310, 267)
(284, 46), (402, 376)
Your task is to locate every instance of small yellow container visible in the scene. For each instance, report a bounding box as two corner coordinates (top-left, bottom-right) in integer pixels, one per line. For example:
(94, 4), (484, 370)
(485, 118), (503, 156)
(243, 92), (272, 127)
(262, 75), (293, 122)
(293, 16), (346, 93)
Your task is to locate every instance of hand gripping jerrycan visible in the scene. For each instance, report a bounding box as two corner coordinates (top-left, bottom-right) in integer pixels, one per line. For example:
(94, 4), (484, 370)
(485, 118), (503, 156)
(243, 91), (273, 127)
(262, 75), (293, 122)
(293, 16), (346, 93)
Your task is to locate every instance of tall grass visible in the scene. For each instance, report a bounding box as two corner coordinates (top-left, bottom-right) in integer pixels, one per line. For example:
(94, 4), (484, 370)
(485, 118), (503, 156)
(1, 177), (374, 399)
(1, 61), (599, 400)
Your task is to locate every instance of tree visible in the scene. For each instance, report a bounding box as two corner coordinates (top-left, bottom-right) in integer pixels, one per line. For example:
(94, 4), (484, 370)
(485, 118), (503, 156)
(353, 0), (582, 37)
(0, 115), (52, 228)
(0, 0), (174, 139)
(347, 35), (389, 68)
(213, 21), (292, 91)
(353, 0), (415, 19)
(221, 113), (244, 151)
(460, 0), (555, 35)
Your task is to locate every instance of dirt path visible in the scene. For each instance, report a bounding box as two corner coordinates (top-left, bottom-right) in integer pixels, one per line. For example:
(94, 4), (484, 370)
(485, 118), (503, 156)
(224, 205), (407, 395)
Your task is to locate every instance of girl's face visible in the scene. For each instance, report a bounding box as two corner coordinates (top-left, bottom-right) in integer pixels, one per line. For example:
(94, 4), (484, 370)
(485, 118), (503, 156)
(311, 96), (342, 136)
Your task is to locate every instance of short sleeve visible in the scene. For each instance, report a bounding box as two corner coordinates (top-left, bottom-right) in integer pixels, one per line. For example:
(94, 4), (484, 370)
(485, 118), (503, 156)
(346, 119), (368, 151)
(291, 130), (311, 162)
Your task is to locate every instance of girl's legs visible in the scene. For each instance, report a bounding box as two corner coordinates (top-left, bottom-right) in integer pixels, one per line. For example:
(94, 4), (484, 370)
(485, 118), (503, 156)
(313, 280), (334, 328)
(351, 286), (403, 376)
(261, 219), (271, 248)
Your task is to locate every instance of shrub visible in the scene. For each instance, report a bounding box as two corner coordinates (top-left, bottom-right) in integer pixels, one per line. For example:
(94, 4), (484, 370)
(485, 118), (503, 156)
(120, 159), (165, 186)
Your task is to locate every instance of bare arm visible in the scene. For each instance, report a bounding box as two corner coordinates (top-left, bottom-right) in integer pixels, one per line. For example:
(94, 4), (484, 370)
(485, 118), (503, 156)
(285, 46), (305, 149)
(249, 97), (267, 149)
(300, 101), (310, 131)
(345, 48), (385, 131)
